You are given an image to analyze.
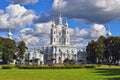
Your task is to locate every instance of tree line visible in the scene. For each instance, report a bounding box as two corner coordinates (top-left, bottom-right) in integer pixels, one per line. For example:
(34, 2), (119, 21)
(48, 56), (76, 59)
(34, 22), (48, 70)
(86, 36), (120, 65)
(0, 37), (27, 64)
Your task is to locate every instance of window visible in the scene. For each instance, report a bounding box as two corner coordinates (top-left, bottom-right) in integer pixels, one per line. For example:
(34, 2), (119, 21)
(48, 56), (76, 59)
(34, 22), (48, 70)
(54, 31), (55, 34)
(67, 38), (69, 42)
(59, 49), (61, 52)
(67, 31), (69, 34)
(59, 32), (61, 35)
(59, 38), (61, 42)
(67, 50), (69, 53)
(72, 51), (74, 53)
(54, 38), (55, 42)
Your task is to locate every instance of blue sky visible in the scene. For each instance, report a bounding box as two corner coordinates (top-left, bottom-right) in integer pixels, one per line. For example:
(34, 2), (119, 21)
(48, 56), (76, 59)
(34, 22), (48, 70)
(0, 0), (120, 49)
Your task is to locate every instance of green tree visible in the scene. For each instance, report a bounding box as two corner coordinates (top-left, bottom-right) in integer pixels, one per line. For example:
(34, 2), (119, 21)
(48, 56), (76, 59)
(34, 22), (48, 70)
(0, 37), (4, 52)
(86, 36), (106, 64)
(17, 41), (28, 64)
(106, 37), (120, 64)
(86, 40), (97, 63)
(104, 36), (115, 64)
(86, 36), (120, 65)
(2, 38), (17, 64)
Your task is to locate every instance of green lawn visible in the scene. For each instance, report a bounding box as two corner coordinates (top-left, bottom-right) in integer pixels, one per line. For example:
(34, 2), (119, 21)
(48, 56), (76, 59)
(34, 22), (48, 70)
(0, 66), (120, 80)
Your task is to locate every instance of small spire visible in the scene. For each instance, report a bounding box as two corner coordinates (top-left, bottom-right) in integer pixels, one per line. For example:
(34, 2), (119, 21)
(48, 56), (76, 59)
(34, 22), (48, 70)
(58, 10), (62, 25)
(51, 17), (55, 27)
(65, 17), (68, 28)
(107, 25), (112, 37)
(59, 10), (61, 18)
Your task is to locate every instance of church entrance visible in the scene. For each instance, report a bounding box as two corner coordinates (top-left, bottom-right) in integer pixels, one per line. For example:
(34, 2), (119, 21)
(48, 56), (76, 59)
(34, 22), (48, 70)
(58, 56), (61, 64)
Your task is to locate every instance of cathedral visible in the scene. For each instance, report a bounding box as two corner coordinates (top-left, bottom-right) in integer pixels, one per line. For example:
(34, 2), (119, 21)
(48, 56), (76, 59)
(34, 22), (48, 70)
(42, 14), (78, 64)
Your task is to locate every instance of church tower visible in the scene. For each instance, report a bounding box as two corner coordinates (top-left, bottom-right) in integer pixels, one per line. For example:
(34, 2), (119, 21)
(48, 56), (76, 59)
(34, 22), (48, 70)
(8, 28), (13, 39)
(64, 18), (70, 45)
(51, 17), (57, 45)
(50, 14), (70, 45)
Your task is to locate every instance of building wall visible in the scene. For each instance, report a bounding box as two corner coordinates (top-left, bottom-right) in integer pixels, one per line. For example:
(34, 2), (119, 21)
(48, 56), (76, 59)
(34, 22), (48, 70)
(43, 45), (78, 64)
(25, 50), (44, 65)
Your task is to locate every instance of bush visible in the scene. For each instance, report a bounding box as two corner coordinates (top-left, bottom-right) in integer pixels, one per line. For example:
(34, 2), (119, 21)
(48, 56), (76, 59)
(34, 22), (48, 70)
(2, 65), (13, 69)
(83, 64), (96, 68)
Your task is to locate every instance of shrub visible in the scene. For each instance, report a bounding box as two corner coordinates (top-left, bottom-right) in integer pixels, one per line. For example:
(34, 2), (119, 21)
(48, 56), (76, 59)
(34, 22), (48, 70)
(2, 65), (13, 69)
(83, 64), (96, 68)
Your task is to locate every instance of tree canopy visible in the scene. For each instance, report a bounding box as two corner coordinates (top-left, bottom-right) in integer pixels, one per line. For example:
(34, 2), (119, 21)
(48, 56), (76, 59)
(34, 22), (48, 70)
(17, 41), (28, 64)
(86, 36), (120, 65)
(0, 37), (18, 64)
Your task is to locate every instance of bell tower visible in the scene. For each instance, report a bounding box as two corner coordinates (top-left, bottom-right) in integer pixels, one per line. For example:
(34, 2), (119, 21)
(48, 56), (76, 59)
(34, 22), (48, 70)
(50, 13), (70, 45)
(51, 18), (57, 45)
(64, 18), (70, 45)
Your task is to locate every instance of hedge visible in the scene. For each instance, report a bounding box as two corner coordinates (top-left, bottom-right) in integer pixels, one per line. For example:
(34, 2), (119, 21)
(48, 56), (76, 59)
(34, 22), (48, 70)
(18, 65), (96, 69)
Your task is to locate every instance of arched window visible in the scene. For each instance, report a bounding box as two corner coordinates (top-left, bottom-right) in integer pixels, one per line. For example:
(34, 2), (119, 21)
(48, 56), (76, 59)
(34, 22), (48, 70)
(59, 49), (61, 52)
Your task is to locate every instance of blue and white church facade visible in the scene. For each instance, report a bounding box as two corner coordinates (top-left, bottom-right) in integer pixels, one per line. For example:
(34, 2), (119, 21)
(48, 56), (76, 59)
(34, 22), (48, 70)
(43, 15), (78, 64)
(24, 50), (44, 65)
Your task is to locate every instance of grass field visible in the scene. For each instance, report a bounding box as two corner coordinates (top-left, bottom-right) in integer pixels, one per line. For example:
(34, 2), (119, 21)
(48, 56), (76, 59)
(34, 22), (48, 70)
(0, 66), (120, 80)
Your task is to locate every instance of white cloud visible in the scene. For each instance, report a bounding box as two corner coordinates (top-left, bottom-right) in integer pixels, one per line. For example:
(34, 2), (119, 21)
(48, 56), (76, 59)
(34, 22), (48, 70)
(90, 24), (106, 38)
(15, 22), (52, 49)
(70, 24), (106, 38)
(70, 24), (106, 49)
(0, 4), (35, 30)
(16, 33), (39, 49)
(50, 0), (120, 24)
(35, 22), (51, 34)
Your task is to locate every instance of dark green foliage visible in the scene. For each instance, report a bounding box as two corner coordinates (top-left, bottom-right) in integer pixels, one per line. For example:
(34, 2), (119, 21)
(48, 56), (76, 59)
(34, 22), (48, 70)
(2, 65), (13, 69)
(1, 38), (18, 64)
(0, 37), (4, 52)
(63, 58), (76, 65)
(84, 64), (96, 68)
(86, 36), (120, 65)
(17, 41), (28, 64)
(86, 39), (105, 64)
